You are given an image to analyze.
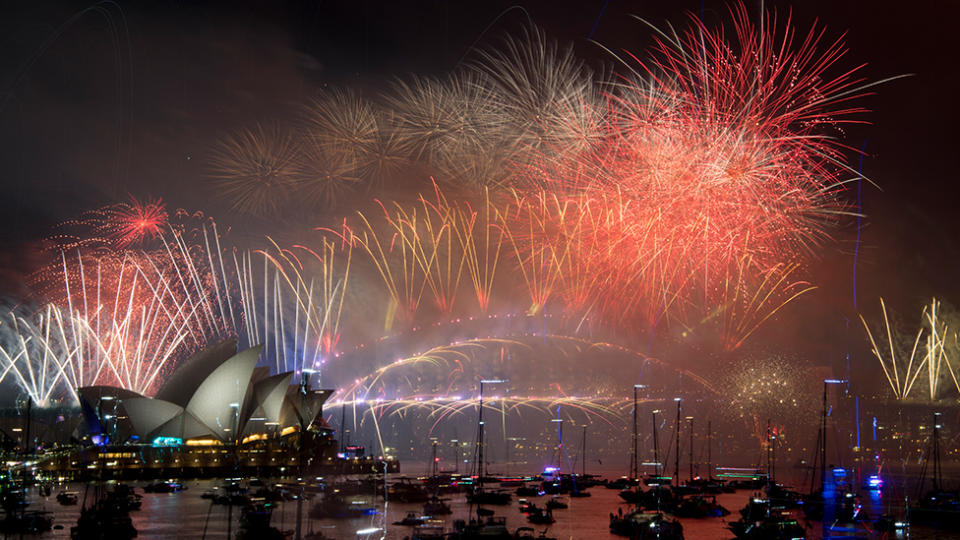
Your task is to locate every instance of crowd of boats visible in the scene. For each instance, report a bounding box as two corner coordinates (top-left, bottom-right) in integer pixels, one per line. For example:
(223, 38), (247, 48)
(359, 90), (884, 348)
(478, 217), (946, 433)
(0, 450), (956, 538)
(0, 383), (956, 538)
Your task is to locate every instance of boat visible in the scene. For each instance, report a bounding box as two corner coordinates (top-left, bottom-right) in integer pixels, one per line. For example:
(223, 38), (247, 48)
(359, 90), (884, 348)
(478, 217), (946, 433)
(544, 497), (567, 510)
(452, 516), (513, 540)
(423, 496), (452, 516)
(623, 484), (675, 512)
(423, 441), (452, 515)
(525, 507), (555, 525)
(727, 496), (804, 540)
(641, 408), (671, 489)
(394, 511), (426, 526)
(235, 500), (287, 540)
(874, 514), (908, 532)
(667, 399), (702, 498)
(861, 474), (883, 491)
(57, 491), (80, 505)
(909, 412), (960, 527)
(70, 499), (137, 539)
(0, 477), (52, 535)
(567, 426), (591, 498)
(766, 483), (803, 511)
(727, 509), (805, 540)
(609, 511), (683, 539)
(391, 477), (431, 503)
(672, 494), (730, 518)
(802, 380), (844, 520)
(308, 493), (376, 519)
(618, 489), (641, 504)
(0, 510), (53, 535)
(328, 476), (378, 496)
(513, 526), (557, 539)
(211, 482), (252, 506)
(143, 480), (185, 493)
(467, 489), (512, 505)
(405, 521), (448, 540)
(516, 485), (542, 497)
(104, 484), (142, 512)
(466, 385), (511, 510)
(604, 477), (635, 490)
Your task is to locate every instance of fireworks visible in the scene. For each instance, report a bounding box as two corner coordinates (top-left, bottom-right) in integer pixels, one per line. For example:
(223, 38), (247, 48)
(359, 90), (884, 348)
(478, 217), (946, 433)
(0, 305), (76, 406)
(468, 26), (603, 160)
(236, 238), (352, 375)
(44, 196), (169, 252)
(861, 298), (960, 401)
(718, 352), (819, 434)
(4, 5), (887, 433)
(384, 73), (501, 184)
(202, 9), (872, 337)
(300, 89), (401, 194)
(294, 134), (364, 207)
(104, 196), (169, 249)
(208, 124), (300, 216)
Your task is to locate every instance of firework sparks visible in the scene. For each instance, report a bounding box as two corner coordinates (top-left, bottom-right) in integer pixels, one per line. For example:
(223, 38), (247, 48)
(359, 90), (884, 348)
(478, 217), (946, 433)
(861, 298), (960, 400)
(208, 124), (300, 216)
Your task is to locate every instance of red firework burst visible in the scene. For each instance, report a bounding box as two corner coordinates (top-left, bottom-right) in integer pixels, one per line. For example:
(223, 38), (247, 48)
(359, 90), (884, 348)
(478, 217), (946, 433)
(107, 196), (169, 249)
(502, 3), (874, 336)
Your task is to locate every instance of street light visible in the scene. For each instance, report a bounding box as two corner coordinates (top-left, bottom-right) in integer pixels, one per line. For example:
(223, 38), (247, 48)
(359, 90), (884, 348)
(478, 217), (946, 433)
(816, 379), (847, 493)
(631, 385), (646, 480)
(296, 370), (318, 540)
(475, 379), (506, 487)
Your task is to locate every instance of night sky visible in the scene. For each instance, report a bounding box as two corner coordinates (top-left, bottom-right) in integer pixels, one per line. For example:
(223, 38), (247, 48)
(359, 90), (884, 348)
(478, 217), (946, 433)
(0, 0), (957, 374)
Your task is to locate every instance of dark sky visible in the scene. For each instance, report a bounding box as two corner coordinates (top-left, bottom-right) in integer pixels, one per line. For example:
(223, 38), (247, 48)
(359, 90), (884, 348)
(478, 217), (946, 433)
(0, 0), (957, 368)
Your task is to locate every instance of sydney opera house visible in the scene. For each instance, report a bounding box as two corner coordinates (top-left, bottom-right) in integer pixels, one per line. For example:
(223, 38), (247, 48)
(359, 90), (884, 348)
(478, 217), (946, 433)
(34, 340), (386, 478)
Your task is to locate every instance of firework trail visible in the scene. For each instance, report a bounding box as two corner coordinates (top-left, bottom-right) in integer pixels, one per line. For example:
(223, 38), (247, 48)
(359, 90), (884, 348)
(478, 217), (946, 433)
(0, 305), (77, 406)
(13, 213), (242, 401)
(235, 237), (352, 376)
(861, 298), (960, 400)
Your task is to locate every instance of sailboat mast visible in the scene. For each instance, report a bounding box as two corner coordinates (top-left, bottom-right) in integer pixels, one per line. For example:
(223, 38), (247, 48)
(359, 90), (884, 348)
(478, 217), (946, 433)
(582, 425), (587, 478)
(707, 420), (712, 481)
(632, 385), (639, 479)
(766, 419), (775, 484)
(689, 417), (694, 482)
(340, 401), (346, 452)
(555, 419), (563, 471)
(933, 412), (942, 492)
(652, 412), (659, 477)
(476, 387), (485, 485)
(674, 399), (681, 482)
(820, 381), (827, 493)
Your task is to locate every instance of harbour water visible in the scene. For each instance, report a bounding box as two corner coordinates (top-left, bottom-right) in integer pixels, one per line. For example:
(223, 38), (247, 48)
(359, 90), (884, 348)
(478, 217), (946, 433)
(18, 472), (957, 539)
